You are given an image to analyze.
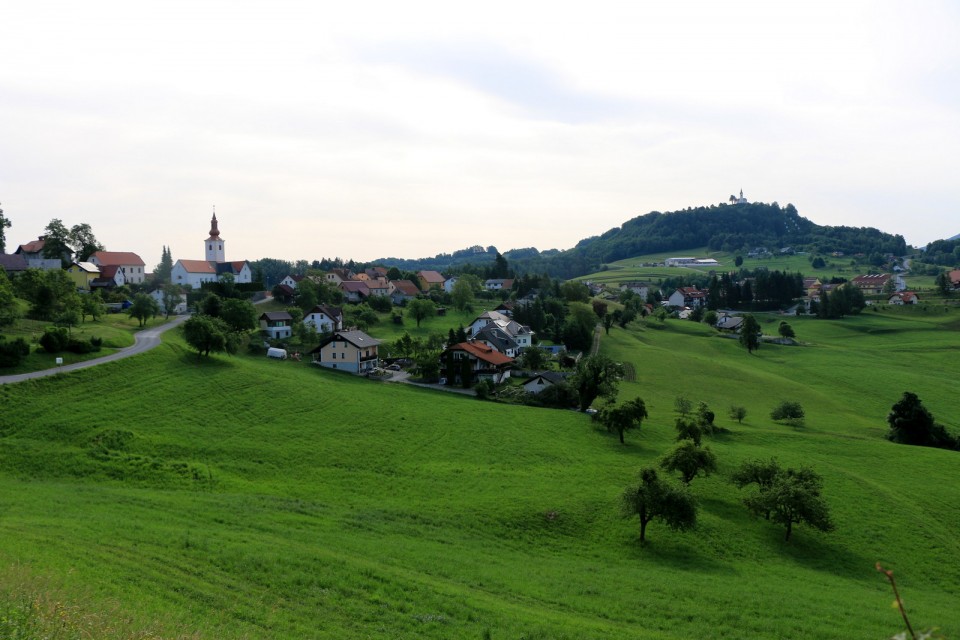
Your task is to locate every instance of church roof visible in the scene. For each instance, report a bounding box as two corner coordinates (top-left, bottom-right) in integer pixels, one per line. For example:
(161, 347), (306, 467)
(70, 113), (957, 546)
(208, 213), (221, 239)
(177, 259), (217, 274)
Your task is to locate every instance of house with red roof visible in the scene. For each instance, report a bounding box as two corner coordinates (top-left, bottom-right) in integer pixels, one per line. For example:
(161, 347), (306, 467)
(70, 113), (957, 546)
(667, 287), (707, 309)
(339, 280), (370, 303)
(888, 292), (919, 305)
(851, 273), (892, 295)
(417, 270), (446, 291)
(440, 341), (514, 386)
(390, 279), (420, 305)
(90, 250), (147, 284)
(949, 269), (960, 290)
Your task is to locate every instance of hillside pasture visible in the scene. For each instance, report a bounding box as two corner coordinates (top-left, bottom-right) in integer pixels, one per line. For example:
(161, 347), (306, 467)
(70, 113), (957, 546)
(0, 312), (957, 638)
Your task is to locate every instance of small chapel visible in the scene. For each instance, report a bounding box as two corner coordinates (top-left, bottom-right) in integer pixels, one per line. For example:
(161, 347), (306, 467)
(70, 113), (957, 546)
(170, 211), (253, 288)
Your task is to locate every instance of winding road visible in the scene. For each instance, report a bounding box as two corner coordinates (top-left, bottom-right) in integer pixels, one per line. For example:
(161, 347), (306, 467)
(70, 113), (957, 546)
(0, 314), (189, 386)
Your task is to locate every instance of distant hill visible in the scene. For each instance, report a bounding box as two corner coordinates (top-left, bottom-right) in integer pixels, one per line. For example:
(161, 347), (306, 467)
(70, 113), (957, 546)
(376, 202), (908, 279)
(949, 233), (960, 241)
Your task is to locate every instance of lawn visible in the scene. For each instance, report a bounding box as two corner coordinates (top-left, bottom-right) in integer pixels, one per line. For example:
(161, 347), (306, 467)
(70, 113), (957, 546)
(0, 310), (958, 638)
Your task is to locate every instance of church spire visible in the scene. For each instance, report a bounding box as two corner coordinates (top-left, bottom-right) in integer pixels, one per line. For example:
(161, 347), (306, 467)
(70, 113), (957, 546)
(208, 207), (220, 239)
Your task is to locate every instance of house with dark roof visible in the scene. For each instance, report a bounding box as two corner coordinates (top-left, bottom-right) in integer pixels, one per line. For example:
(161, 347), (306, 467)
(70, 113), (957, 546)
(851, 273), (892, 295)
(259, 311), (293, 339)
(339, 280), (370, 303)
(467, 310), (535, 351)
(390, 279), (420, 305)
(304, 305), (343, 333)
(472, 325), (520, 357)
(440, 341), (514, 385)
(522, 371), (566, 394)
(0, 253), (29, 274)
(310, 330), (381, 374)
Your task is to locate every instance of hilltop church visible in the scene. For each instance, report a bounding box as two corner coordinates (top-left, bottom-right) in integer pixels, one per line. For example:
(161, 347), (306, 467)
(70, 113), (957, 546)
(170, 211), (252, 288)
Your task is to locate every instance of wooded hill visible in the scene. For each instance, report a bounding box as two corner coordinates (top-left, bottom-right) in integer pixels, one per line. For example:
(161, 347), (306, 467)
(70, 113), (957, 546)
(376, 202), (908, 280)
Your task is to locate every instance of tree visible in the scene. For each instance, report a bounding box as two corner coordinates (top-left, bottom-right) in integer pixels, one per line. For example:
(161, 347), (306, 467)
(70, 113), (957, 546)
(738, 466), (834, 541)
(0, 268), (20, 326)
(731, 458), (783, 520)
(702, 309), (718, 327)
(161, 284), (182, 318)
(571, 354), (623, 412)
(734, 255), (744, 267)
(127, 293), (160, 327)
(407, 298), (436, 327)
(778, 321), (795, 339)
(771, 401), (804, 426)
(81, 292), (105, 322)
(659, 439), (717, 484)
(621, 468), (697, 544)
(695, 401), (715, 433)
(220, 298), (258, 333)
(155, 246), (174, 283)
(591, 299), (608, 319)
(0, 201), (10, 253)
(602, 313), (614, 335)
(674, 418), (702, 446)
(519, 346), (548, 371)
(451, 275), (480, 311)
(200, 293), (223, 318)
(42, 218), (73, 266)
(560, 280), (590, 302)
(182, 315), (229, 357)
(739, 314), (761, 353)
(935, 271), (951, 296)
(69, 223), (104, 262)
(597, 397), (648, 445)
(728, 405), (747, 424)
(674, 396), (692, 418)
(886, 392), (957, 450)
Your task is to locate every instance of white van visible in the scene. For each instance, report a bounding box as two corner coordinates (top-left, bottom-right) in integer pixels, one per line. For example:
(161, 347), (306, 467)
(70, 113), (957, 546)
(266, 347), (287, 360)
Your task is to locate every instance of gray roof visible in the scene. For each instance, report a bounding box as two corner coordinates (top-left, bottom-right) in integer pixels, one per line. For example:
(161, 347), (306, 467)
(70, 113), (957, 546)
(473, 325), (519, 353)
(0, 253), (29, 272)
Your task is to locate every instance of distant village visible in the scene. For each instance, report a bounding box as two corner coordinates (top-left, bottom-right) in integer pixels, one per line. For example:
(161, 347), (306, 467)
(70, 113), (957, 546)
(3, 210), (959, 389)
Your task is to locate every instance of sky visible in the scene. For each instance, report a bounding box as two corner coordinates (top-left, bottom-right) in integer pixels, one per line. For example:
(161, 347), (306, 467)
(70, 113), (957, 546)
(2, 0), (959, 269)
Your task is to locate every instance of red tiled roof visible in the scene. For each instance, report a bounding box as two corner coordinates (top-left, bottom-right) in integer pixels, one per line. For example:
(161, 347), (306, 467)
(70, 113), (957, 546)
(447, 341), (514, 366)
(177, 259), (217, 274)
(100, 265), (122, 278)
(93, 251), (145, 266)
(391, 280), (420, 296)
(18, 239), (45, 253)
(418, 270), (445, 284)
(339, 281), (370, 294)
(852, 273), (890, 285)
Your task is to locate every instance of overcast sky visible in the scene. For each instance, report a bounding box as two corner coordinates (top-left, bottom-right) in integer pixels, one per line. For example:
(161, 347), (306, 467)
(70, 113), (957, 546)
(2, 0), (958, 268)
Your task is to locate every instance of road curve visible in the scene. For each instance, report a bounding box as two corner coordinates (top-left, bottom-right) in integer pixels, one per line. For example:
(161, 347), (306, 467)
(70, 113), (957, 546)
(0, 314), (189, 386)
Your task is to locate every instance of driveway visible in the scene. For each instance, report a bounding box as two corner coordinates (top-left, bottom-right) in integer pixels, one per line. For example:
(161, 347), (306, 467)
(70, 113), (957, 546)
(0, 314), (189, 386)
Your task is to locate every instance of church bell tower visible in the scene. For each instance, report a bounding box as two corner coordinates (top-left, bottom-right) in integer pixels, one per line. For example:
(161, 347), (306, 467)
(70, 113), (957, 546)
(205, 208), (226, 263)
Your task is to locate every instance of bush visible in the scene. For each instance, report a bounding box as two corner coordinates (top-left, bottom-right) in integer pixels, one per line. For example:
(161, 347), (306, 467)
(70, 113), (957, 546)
(39, 327), (70, 354)
(66, 337), (102, 354)
(771, 401), (805, 426)
(0, 336), (30, 367)
(474, 379), (495, 400)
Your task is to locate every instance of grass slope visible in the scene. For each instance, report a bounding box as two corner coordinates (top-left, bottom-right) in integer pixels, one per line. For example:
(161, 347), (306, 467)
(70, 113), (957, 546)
(0, 314), (958, 638)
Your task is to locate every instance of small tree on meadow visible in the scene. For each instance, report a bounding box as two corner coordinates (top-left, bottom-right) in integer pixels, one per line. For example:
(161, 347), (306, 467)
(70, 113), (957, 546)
(674, 395), (693, 418)
(596, 397), (648, 445)
(128, 293), (160, 327)
(771, 401), (805, 426)
(571, 354), (623, 412)
(407, 298), (436, 327)
(728, 405), (747, 424)
(739, 314), (761, 353)
(674, 418), (702, 446)
(659, 439), (717, 484)
(737, 465), (834, 541)
(621, 467), (697, 545)
(887, 391), (957, 450)
(778, 321), (795, 340)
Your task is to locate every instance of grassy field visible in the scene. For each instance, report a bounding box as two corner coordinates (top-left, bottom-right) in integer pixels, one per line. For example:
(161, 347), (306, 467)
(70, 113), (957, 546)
(0, 308), (958, 638)
(0, 313), (142, 374)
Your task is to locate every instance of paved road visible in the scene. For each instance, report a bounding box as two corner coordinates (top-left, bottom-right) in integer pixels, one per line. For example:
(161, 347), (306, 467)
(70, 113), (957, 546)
(0, 314), (189, 386)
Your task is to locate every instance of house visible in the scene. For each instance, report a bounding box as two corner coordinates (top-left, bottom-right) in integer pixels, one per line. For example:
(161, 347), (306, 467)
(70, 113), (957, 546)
(279, 274), (305, 290)
(390, 279), (420, 305)
(802, 277), (822, 297)
(149, 288), (188, 314)
(259, 311), (293, 339)
(443, 276), (459, 293)
(304, 305), (343, 333)
(665, 257), (697, 267)
(365, 267), (388, 280)
(417, 270), (446, 291)
(715, 315), (744, 332)
(339, 280), (370, 303)
(668, 287), (707, 308)
(494, 301), (515, 317)
(472, 325), (520, 357)
(888, 292), (919, 305)
(90, 264), (125, 290)
(65, 261), (100, 290)
(484, 278), (514, 291)
(522, 371), (566, 394)
(365, 280), (391, 299)
(90, 251), (147, 285)
(310, 330), (381, 374)
(949, 270), (960, 290)
(273, 283), (296, 303)
(172, 259), (219, 289)
(440, 341), (514, 385)
(620, 281), (651, 299)
(325, 268), (354, 286)
(467, 310), (535, 351)
(14, 237), (62, 269)
(851, 274), (891, 295)
(0, 253), (29, 274)
(216, 261), (253, 283)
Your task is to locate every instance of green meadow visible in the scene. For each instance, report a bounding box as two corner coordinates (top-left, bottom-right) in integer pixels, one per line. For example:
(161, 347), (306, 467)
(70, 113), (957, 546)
(1, 307), (958, 638)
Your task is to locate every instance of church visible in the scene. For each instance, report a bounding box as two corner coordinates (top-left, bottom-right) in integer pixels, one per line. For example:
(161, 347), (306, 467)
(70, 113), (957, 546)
(170, 212), (252, 288)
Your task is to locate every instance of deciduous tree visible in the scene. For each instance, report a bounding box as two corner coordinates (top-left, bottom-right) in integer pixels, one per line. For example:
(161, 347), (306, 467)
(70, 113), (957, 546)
(659, 439), (717, 484)
(887, 391), (957, 450)
(597, 397), (648, 445)
(571, 354), (623, 412)
(183, 314), (229, 357)
(739, 314), (761, 353)
(407, 298), (435, 327)
(622, 468), (697, 544)
(738, 465), (834, 541)
(127, 293), (160, 327)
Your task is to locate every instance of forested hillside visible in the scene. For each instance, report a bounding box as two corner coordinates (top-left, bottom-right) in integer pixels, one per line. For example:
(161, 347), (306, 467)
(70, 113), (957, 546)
(373, 202), (908, 280)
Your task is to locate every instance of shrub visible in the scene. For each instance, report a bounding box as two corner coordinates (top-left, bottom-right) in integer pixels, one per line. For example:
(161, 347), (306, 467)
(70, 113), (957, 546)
(0, 336), (30, 367)
(474, 379), (495, 400)
(39, 327), (70, 353)
(771, 401), (805, 426)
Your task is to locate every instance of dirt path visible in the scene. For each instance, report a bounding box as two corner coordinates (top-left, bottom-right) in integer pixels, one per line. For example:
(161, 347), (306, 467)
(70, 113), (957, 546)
(0, 315), (189, 386)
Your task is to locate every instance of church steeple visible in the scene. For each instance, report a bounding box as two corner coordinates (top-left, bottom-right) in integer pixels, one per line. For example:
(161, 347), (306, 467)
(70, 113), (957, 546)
(204, 207), (226, 263)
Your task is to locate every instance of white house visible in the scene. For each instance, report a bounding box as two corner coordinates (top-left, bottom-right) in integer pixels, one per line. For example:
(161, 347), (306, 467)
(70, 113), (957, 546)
(310, 330), (381, 374)
(90, 251), (147, 285)
(443, 276), (459, 293)
(304, 305), (343, 333)
(522, 371), (565, 394)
